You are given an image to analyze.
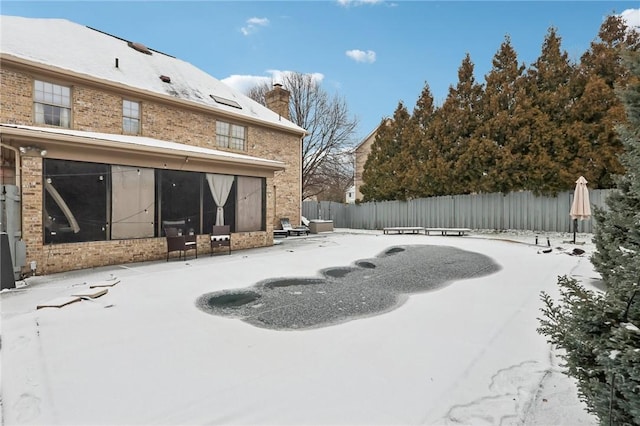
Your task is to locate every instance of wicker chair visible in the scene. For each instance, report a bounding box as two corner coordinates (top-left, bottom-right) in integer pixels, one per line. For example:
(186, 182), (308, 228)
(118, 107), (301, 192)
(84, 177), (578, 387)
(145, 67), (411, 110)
(210, 225), (231, 255)
(164, 221), (197, 261)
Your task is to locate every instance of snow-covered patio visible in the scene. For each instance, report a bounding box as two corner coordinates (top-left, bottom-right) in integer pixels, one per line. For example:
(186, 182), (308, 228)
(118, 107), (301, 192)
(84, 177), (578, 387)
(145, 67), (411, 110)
(1, 229), (599, 425)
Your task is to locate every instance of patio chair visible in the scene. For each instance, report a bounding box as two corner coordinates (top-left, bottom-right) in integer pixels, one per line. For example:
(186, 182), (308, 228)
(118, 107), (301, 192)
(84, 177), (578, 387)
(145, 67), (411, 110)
(210, 225), (231, 255)
(164, 221), (197, 261)
(280, 218), (310, 236)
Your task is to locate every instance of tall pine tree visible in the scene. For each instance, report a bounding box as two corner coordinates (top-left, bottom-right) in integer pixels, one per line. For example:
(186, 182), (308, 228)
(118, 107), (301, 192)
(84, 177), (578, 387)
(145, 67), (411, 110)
(538, 49), (640, 424)
(475, 36), (526, 193)
(522, 27), (576, 194)
(431, 54), (484, 195)
(360, 12), (636, 200)
(566, 74), (625, 188)
(402, 83), (437, 198)
(443, 53), (495, 194)
(569, 15), (639, 189)
(361, 103), (411, 201)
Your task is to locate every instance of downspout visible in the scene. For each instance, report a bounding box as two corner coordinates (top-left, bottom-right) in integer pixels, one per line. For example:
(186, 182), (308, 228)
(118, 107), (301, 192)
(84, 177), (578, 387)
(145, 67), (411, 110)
(299, 135), (303, 223)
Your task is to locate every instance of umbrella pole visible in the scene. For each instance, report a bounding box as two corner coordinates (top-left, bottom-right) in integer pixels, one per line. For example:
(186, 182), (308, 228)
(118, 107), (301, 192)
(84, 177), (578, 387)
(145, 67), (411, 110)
(573, 218), (577, 244)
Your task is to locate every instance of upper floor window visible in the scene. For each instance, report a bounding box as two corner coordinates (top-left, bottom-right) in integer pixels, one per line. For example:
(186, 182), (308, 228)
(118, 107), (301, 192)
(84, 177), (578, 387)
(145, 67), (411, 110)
(34, 80), (71, 128)
(123, 100), (140, 135)
(216, 121), (246, 151)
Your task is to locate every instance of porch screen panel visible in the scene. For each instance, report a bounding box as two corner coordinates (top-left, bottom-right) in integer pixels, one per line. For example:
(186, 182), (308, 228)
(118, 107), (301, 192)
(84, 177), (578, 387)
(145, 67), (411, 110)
(43, 159), (108, 244)
(236, 176), (264, 232)
(158, 169), (201, 235)
(111, 166), (155, 239)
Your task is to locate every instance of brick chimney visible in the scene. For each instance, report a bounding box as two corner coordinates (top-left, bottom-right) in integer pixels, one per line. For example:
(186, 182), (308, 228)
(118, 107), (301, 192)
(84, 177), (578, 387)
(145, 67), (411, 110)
(265, 83), (290, 120)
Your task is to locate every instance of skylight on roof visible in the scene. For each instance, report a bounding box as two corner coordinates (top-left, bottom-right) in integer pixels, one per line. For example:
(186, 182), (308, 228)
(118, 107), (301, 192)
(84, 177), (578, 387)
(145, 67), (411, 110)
(210, 95), (242, 109)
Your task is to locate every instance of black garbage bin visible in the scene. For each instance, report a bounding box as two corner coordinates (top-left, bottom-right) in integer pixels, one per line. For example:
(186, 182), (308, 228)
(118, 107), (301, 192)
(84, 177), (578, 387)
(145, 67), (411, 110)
(1, 232), (16, 290)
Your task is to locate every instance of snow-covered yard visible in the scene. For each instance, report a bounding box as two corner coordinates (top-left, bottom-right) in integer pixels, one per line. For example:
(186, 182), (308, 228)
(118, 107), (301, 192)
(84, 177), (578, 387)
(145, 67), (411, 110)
(1, 229), (599, 425)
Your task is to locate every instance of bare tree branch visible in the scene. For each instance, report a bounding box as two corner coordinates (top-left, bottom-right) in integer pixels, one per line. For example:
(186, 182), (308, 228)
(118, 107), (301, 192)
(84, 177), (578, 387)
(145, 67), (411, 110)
(245, 72), (358, 200)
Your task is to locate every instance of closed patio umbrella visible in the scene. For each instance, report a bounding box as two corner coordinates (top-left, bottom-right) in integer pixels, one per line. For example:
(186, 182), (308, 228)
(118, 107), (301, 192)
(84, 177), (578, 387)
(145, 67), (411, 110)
(569, 176), (591, 244)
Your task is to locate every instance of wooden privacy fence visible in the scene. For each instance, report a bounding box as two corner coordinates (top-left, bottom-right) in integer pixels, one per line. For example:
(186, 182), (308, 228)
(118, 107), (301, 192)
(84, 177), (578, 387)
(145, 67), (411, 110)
(302, 189), (615, 233)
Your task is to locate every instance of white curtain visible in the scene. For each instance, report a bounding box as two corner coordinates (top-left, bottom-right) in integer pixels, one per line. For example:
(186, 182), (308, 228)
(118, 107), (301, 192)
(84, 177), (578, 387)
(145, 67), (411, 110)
(35, 103), (70, 127)
(206, 173), (234, 226)
(35, 103), (44, 124)
(60, 108), (70, 128)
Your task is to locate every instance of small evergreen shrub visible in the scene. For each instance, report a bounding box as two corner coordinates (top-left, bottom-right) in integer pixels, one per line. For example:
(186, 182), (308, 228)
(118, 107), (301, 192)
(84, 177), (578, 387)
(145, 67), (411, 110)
(538, 49), (640, 424)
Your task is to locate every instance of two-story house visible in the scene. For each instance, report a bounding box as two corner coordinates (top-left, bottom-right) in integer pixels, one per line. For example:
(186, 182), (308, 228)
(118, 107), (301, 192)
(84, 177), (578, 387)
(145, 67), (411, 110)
(0, 15), (306, 275)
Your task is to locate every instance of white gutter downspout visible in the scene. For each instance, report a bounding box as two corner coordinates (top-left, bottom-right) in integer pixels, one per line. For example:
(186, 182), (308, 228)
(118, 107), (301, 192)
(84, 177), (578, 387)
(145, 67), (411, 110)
(299, 135), (303, 223)
(0, 139), (21, 190)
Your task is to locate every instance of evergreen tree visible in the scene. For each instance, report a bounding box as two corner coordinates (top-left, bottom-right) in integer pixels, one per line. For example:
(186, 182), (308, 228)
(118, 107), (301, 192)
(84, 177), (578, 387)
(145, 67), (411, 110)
(566, 74), (626, 188)
(569, 14), (638, 189)
(398, 57), (487, 198)
(580, 15), (640, 89)
(422, 54), (481, 195)
(361, 12), (636, 200)
(538, 50), (640, 424)
(475, 36), (526, 193)
(406, 108), (452, 197)
(522, 27), (576, 194)
(450, 54), (495, 194)
(591, 48), (640, 298)
(402, 83), (436, 198)
(360, 103), (411, 201)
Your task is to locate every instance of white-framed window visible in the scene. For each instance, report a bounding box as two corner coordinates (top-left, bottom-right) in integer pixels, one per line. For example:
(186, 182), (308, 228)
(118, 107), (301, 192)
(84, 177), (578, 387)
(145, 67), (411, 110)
(216, 121), (246, 150)
(123, 100), (140, 135)
(34, 80), (71, 127)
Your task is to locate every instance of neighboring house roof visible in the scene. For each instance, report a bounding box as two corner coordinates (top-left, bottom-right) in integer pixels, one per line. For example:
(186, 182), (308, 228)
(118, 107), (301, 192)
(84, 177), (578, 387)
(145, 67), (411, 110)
(353, 118), (390, 152)
(1, 124), (285, 171)
(0, 15), (305, 136)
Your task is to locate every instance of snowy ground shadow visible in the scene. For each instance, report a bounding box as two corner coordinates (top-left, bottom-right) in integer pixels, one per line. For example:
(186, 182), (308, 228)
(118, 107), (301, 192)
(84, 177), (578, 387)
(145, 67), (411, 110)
(196, 245), (500, 330)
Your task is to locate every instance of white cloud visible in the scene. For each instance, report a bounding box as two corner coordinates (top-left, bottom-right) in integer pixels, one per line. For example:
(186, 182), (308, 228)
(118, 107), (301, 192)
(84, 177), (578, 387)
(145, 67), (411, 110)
(222, 70), (325, 94)
(241, 17), (269, 36)
(346, 49), (376, 63)
(221, 74), (271, 93)
(247, 17), (269, 26)
(337, 0), (383, 7)
(620, 8), (640, 30)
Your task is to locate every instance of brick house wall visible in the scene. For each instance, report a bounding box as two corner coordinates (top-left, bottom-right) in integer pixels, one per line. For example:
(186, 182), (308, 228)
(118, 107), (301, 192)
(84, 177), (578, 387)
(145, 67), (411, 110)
(0, 64), (302, 274)
(0, 69), (33, 124)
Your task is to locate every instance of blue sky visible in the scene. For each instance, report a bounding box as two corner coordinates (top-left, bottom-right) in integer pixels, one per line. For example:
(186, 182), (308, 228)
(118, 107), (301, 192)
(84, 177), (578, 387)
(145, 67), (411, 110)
(3, 1), (639, 144)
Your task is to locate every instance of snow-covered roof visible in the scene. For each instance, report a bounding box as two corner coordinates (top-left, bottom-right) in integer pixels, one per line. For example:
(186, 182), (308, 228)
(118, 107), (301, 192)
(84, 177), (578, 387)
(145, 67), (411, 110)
(0, 124), (285, 170)
(0, 15), (305, 135)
